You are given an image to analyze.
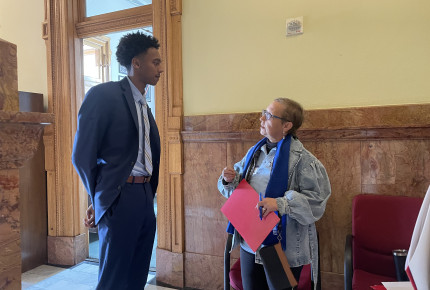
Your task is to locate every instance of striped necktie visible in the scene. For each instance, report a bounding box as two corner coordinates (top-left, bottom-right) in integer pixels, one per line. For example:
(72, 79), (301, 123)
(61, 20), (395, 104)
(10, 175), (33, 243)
(139, 100), (153, 175)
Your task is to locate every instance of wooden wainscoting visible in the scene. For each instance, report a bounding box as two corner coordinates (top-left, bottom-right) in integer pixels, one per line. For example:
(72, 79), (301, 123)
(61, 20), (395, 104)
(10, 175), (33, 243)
(181, 103), (430, 290)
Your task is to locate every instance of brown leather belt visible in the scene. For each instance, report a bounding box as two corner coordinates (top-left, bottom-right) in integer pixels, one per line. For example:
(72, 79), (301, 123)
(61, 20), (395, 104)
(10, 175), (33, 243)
(126, 176), (151, 183)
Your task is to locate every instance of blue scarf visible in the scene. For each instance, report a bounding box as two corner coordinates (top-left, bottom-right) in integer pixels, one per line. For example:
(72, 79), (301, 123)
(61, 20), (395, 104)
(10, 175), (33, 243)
(226, 134), (291, 250)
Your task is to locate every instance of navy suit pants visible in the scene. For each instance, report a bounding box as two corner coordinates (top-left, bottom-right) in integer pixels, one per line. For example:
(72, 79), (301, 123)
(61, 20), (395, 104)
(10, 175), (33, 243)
(97, 182), (156, 290)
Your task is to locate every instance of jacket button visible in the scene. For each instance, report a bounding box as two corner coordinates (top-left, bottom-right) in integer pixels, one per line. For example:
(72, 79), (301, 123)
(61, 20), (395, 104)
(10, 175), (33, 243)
(118, 186), (121, 191)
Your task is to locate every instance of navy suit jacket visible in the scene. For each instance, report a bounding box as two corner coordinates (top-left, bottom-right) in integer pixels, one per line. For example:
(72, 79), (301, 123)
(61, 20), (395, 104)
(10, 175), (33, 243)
(72, 77), (160, 224)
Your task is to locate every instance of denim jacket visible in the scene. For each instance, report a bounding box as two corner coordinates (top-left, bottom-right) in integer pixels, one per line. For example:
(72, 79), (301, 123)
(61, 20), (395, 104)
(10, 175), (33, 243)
(217, 137), (331, 287)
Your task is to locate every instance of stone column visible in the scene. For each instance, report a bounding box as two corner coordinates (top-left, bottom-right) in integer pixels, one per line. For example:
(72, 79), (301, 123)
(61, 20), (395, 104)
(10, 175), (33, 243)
(0, 38), (54, 289)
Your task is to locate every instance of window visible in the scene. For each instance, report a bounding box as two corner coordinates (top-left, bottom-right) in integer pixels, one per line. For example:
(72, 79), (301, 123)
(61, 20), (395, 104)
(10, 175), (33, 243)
(82, 27), (155, 113)
(85, 0), (152, 17)
(83, 36), (110, 93)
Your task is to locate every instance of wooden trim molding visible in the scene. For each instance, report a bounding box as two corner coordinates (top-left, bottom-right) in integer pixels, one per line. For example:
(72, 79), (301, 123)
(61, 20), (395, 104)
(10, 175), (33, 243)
(42, 21), (49, 40)
(43, 0), (187, 269)
(153, 0), (185, 256)
(169, 0), (182, 16)
(153, 0), (170, 256)
(44, 0), (186, 275)
(152, 1), (185, 286)
(76, 5), (153, 38)
(44, 0), (82, 240)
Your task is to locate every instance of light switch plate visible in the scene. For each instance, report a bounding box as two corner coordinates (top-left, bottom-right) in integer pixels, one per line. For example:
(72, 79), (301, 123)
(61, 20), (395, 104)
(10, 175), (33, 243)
(286, 16), (303, 36)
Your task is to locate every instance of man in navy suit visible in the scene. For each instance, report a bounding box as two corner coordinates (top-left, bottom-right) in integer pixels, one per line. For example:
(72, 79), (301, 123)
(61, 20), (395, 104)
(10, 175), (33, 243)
(72, 32), (163, 290)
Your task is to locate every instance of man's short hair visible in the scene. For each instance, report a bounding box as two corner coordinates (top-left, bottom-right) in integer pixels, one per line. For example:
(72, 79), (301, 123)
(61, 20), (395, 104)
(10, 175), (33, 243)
(116, 31), (160, 71)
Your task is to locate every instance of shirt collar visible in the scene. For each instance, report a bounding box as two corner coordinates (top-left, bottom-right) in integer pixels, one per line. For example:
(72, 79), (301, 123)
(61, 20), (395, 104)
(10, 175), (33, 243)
(126, 76), (147, 105)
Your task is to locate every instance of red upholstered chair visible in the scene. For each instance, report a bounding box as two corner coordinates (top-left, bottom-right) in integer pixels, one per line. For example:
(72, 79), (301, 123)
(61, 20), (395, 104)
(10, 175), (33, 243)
(344, 194), (423, 290)
(224, 234), (320, 290)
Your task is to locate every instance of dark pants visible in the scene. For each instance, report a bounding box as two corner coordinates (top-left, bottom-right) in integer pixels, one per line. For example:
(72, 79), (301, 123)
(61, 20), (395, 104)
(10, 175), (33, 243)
(97, 182), (156, 290)
(240, 247), (303, 290)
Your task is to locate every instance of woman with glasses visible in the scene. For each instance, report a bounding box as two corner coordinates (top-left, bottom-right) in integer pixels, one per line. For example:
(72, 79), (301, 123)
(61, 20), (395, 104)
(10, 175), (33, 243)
(218, 98), (331, 290)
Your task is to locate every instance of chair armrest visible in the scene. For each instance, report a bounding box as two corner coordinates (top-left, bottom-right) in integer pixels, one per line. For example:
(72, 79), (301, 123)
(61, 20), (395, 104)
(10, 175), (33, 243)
(344, 234), (353, 290)
(224, 234), (233, 290)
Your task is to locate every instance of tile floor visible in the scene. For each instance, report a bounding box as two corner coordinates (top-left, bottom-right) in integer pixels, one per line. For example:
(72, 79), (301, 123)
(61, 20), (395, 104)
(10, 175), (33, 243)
(22, 262), (175, 290)
(22, 198), (166, 290)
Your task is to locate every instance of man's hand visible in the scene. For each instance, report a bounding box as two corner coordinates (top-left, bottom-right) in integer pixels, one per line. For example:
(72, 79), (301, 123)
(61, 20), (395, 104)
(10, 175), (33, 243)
(84, 204), (96, 228)
(222, 166), (236, 183)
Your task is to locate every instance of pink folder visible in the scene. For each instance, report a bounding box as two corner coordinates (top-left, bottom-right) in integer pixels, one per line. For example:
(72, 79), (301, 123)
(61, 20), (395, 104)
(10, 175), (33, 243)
(221, 179), (280, 252)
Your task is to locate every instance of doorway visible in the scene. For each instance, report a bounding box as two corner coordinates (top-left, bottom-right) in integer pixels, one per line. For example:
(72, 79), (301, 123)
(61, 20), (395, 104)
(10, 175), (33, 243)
(83, 27), (157, 271)
(45, 1), (184, 281)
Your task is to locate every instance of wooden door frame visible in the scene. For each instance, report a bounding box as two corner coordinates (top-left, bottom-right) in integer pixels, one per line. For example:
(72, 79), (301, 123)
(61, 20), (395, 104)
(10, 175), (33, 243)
(43, 0), (184, 275)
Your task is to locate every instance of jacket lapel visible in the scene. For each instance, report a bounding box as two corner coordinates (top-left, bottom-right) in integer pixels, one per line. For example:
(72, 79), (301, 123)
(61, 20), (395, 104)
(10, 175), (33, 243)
(120, 77), (139, 130)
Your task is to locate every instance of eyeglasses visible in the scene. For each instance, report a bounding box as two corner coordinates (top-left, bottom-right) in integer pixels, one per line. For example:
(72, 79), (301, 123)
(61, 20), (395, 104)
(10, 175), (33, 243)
(262, 110), (289, 122)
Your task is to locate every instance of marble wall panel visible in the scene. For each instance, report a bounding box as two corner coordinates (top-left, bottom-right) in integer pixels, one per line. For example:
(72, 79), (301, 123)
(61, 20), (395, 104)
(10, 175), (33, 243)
(184, 142), (228, 256)
(226, 141), (259, 166)
(156, 248), (184, 288)
(0, 265), (20, 290)
(0, 170), (20, 244)
(0, 114), (51, 169)
(361, 140), (430, 196)
(181, 103), (430, 286)
(47, 236), (74, 265)
(301, 104), (430, 130)
(0, 240), (20, 276)
(47, 234), (87, 266)
(183, 113), (261, 132)
(0, 38), (53, 289)
(184, 215), (227, 256)
(0, 169), (21, 289)
(184, 252), (224, 290)
(74, 234), (88, 264)
(183, 104), (430, 133)
(184, 140), (260, 258)
(303, 141), (362, 273)
(0, 38), (19, 111)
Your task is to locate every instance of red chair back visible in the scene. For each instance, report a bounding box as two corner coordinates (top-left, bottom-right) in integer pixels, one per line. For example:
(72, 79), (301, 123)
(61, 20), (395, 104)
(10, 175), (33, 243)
(352, 194), (422, 278)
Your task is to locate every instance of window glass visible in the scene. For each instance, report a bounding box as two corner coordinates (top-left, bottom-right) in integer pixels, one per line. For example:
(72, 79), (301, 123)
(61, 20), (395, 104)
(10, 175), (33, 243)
(86, 0), (152, 17)
(83, 27), (155, 113)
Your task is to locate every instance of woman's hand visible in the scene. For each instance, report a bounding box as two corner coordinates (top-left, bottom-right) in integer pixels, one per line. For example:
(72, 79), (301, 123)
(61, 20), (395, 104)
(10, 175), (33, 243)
(222, 166), (236, 183)
(257, 197), (278, 218)
(83, 204), (96, 228)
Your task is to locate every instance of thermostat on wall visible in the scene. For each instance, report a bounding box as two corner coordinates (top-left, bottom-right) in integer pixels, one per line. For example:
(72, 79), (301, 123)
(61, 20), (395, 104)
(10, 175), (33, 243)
(286, 16), (303, 36)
